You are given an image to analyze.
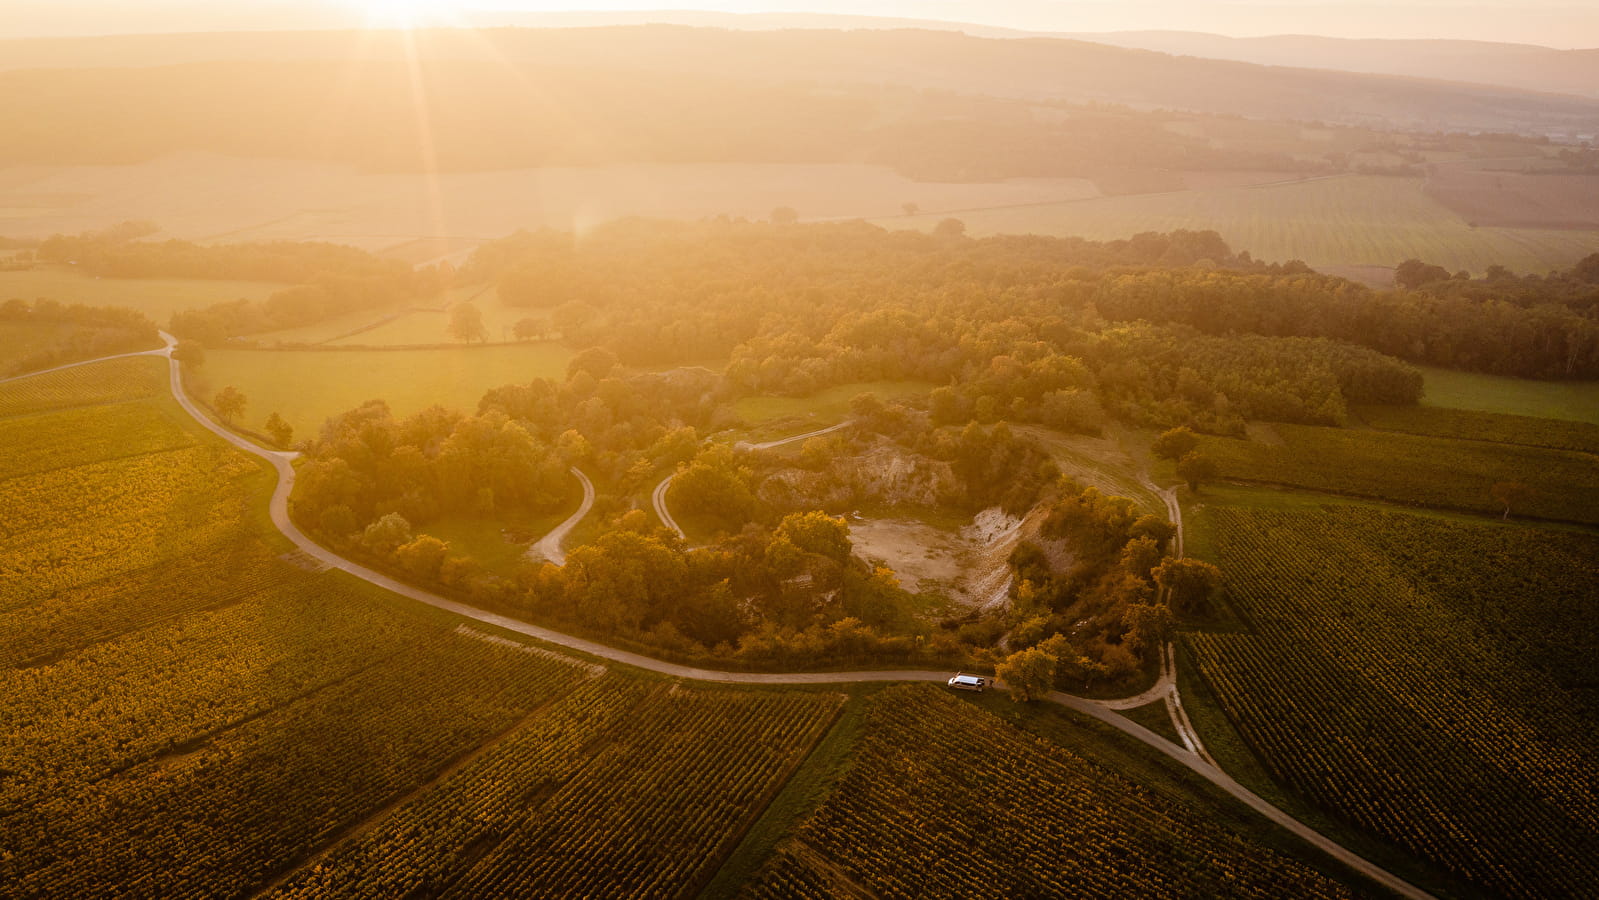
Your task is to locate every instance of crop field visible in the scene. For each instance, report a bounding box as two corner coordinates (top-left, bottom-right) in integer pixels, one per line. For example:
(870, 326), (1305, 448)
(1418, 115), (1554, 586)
(2, 607), (592, 898)
(1198, 423), (1599, 524)
(1355, 403), (1599, 454)
(0, 356), (590, 897)
(191, 344), (574, 437)
(0, 398), (197, 480)
(739, 685), (1366, 899)
(0, 354), (167, 417)
(0, 265), (283, 324)
(276, 685), (842, 899)
(1417, 365), (1599, 425)
(1424, 165), (1599, 229)
(890, 175), (1599, 274)
(1186, 504), (1599, 899)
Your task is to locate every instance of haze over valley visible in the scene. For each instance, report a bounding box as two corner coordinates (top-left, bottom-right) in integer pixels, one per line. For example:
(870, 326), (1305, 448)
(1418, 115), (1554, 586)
(1, 4), (1595, 898)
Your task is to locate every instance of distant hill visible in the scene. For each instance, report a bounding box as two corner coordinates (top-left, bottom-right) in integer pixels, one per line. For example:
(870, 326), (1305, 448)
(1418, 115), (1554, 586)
(1066, 31), (1599, 101)
(0, 25), (1595, 139)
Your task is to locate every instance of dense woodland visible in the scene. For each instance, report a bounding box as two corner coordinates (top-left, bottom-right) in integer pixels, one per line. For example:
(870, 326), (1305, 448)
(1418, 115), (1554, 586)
(471, 220), (1599, 386)
(75, 217), (1599, 384)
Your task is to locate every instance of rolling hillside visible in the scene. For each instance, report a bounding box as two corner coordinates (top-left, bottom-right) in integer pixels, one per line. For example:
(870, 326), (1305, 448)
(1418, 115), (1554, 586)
(0, 25), (1595, 140)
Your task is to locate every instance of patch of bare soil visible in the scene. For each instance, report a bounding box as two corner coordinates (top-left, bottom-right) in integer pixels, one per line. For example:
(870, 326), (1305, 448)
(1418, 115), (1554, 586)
(849, 517), (968, 595)
(850, 506), (1048, 614)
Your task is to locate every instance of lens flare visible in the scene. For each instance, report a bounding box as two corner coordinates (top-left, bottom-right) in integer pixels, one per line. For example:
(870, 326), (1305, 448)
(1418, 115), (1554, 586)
(355, 0), (441, 29)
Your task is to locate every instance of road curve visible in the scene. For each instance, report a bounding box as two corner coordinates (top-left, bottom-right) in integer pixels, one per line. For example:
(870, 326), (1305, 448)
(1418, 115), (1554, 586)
(21, 340), (1434, 900)
(653, 421), (850, 542)
(528, 467), (595, 566)
(1047, 689), (1431, 900)
(652, 473), (686, 540)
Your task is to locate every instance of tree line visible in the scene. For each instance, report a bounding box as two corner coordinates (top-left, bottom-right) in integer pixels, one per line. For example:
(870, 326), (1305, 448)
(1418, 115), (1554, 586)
(0, 299), (159, 376)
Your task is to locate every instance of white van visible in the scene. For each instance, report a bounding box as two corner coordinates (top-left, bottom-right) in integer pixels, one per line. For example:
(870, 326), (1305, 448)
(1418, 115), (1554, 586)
(947, 673), (986, 692)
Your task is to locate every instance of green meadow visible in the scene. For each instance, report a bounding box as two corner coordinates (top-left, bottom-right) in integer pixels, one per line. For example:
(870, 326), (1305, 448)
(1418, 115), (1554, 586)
(0, 266), (285, 325)
(192, 344), (573, 438)
(1417, 365), (1599, 425)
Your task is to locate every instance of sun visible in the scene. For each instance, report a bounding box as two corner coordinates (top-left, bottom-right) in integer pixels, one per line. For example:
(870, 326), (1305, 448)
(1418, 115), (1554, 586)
(353, 0), (448, 28)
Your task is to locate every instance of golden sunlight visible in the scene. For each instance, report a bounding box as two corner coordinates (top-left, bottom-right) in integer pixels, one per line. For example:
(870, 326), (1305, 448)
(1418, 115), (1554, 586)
(348, 0), (449, 28)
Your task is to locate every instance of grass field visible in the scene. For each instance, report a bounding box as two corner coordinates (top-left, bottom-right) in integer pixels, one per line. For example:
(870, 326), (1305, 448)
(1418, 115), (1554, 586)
(419, 503), (579, 575)
(0, 265), (284, 324)
(191, 344), (574, 437)
(734, 380), (935, 428)
(0, 153), (1105, 249)
(325, 285), (523, 346)
(1186, 502), (1599, 899)
(1355, 403), (1599, 454)
(888, 175), (1599, 274)
(1417, 365), (1599, 424)
(252, 284), (511, 347)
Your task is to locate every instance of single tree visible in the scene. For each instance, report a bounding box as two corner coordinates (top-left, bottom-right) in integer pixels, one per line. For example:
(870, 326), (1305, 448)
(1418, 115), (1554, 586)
(1122, 602), (1173, 654)
(567, 346), (619, 382)
(1176, 451), (1218, 492)
(395, 535), (450, 579)
(775, 511), (851, 563)
(213, 386), (246, 424)
(933, 217), (967, 239)
(996, 646), (1056, 702)
(361, 512), (413, 554)
(448, 301), (487, 344)
(1490, 481), (1533, 520)
(1394, 258), (1451, 290)
(172, 340), (206, 367)
(512, 317), (544, 341)
(1152, 425), (1199, 461)
(1153, 557), (1223, 617)
(901, 201), (920, 216)
(264, 412), (293, 447)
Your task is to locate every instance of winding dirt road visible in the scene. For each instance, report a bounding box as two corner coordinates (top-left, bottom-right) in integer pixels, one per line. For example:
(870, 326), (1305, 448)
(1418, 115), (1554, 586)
(527, 467), (594, 566)
(1127, 475), (1216, 765)
(651, 473), (685, 540)
(651, 421), (849, 543)
(9, 341), (1434, 900)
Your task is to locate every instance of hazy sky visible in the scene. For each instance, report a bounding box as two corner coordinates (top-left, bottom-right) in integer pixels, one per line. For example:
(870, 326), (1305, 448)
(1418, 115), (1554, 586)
(7, 1), (1599, 48)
